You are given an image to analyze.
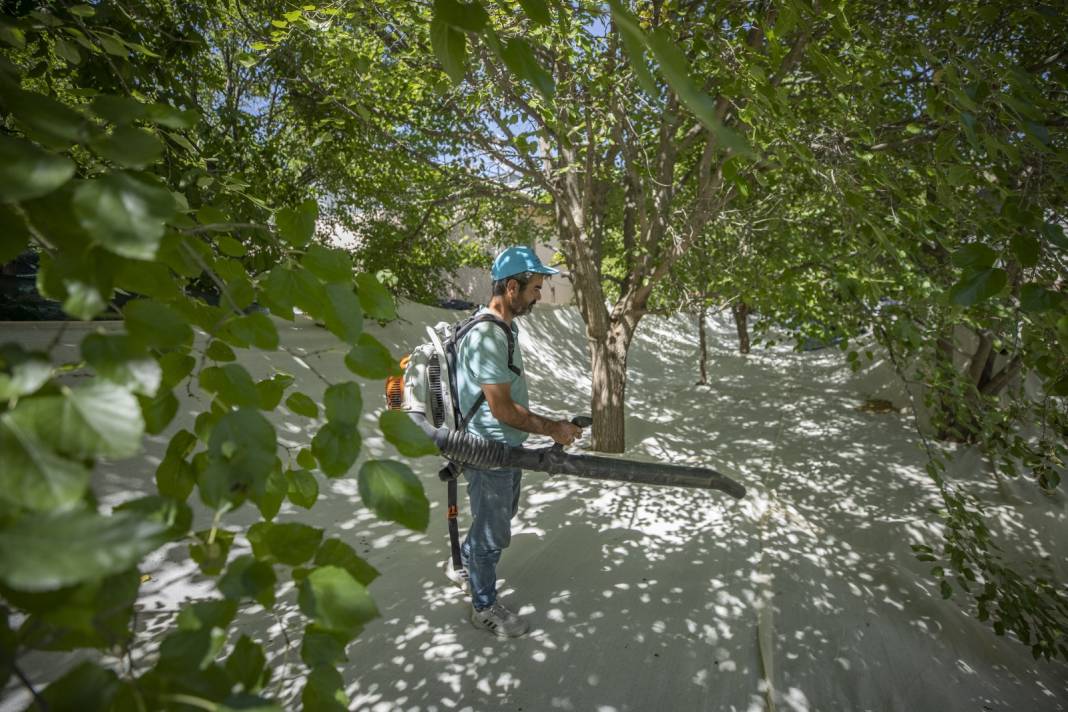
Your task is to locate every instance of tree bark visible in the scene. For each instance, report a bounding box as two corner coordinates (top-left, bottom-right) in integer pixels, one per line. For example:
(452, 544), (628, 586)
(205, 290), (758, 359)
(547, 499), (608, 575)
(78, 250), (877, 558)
(732, 301), (750, 354)
(589, 322), (633, 453)
(697, 308), (709, 385)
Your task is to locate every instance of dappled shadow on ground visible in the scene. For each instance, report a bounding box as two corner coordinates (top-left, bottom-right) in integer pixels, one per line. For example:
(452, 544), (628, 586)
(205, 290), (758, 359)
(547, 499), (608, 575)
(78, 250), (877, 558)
(5, 304), (1066, 711)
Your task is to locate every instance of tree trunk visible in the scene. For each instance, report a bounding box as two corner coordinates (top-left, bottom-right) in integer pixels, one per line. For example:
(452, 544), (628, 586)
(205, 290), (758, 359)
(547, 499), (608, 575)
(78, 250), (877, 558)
(697, 308), (709, 385)
(589, 323), (632, 453)
(732, 301), (750, 354)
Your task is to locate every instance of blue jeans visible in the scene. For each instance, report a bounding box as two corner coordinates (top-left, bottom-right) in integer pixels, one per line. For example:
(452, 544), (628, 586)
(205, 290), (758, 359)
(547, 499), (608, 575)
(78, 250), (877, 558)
(460, 466), (522, 610)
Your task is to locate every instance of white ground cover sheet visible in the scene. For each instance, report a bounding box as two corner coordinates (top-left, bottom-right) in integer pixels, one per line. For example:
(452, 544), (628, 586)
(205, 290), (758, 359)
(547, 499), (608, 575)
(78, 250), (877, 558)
(4, 302), (1066, 711)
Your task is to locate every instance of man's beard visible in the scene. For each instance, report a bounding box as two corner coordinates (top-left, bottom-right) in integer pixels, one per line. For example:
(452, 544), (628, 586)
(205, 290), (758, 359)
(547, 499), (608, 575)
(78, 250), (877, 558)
(512, 295), (537, 317)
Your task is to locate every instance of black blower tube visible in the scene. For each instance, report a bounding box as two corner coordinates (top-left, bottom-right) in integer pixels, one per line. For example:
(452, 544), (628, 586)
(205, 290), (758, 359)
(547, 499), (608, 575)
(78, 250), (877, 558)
(407, 412), (746, 499)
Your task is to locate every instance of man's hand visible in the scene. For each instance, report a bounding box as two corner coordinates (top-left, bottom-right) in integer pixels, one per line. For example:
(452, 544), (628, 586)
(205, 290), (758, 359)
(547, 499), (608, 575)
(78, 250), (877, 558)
(481, 383), (584, 445)
(550, 420), (583, 446)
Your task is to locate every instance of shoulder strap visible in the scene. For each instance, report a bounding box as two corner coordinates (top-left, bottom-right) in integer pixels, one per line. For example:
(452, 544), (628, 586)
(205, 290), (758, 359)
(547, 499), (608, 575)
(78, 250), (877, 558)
(455, 313), (521, 376)
(454, 312), (522, 427)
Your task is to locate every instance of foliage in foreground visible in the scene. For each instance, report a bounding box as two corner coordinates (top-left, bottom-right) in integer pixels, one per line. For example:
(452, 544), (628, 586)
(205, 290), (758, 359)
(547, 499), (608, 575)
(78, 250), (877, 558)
(0, 3), (441, 709)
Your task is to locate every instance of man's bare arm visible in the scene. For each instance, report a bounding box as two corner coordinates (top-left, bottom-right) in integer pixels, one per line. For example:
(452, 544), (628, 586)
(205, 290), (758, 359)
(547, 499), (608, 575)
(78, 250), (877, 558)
(481, 383), (582, 445)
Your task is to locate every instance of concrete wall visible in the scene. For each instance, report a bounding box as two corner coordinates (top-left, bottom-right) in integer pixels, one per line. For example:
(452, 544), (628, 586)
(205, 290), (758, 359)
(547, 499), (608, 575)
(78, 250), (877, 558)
(444, 242), (574, 307)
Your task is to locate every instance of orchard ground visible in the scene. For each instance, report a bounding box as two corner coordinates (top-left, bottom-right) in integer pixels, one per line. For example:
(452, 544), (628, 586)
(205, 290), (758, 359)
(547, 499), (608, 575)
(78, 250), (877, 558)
(4, 302), (1066, 711)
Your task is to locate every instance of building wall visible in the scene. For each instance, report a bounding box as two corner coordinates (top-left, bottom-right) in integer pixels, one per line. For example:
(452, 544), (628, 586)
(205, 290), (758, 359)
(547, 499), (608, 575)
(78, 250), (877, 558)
(444, 242), (574, 307)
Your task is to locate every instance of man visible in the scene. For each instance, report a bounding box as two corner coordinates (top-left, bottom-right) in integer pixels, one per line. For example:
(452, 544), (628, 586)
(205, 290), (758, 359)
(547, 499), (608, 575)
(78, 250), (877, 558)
(446, 245), (583, 637)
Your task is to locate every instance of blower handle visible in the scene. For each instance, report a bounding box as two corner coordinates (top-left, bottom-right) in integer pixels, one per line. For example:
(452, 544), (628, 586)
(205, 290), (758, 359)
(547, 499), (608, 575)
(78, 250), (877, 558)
(549, 416), (592, 454)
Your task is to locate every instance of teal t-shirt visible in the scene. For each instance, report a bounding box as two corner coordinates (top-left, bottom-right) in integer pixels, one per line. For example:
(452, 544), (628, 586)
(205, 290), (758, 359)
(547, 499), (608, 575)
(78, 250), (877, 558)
(456, 311), (529, 446)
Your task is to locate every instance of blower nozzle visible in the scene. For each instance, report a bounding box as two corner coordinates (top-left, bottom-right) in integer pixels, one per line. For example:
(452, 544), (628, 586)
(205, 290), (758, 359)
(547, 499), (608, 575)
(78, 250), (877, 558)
(407, 412), (746, 499)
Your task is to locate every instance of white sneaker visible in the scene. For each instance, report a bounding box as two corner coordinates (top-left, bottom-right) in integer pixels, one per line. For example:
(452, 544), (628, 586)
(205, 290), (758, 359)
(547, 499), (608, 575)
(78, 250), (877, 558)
(470, 602), (530, 638)
(443, 559), (470, 594)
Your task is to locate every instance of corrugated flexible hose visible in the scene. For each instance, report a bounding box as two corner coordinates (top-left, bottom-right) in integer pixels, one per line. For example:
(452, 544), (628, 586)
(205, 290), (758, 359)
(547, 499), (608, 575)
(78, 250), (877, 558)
(407, 412), (745, 499)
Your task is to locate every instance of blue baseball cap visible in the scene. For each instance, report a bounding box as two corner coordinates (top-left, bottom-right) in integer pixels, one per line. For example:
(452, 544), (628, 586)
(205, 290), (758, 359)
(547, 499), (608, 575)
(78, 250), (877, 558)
(491, 246), (560, 281)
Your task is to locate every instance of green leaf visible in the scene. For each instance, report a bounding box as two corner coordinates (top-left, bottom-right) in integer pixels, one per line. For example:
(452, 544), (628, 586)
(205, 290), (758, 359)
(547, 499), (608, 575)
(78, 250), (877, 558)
(949, 268), (1008, 307)
(190, 529), (235, 575)
(138, 389), (179, 434)
(261, 266), (300, 320)
(0, 345), (51, 400)
(324, 382), (362, 426)
(115, 257), (181, 301)
(37, 661), (121, 711)
(219, 555), (276, 609)
(0, 87), (90, 148)
(89, 94), (148, 124)
(300, 625), (348, 668)
(0, 413), (91, 511)
(17, 569), (141, 652)
(315, 538), (378, 586)
(177, 598), (238, 632)
(1024, 120), (1049, 145)
(311, 421), (361, 477)
(434, 0), (488, 32)
(73, 172), (176, 260)
(236, 51), (259, 69)
(99, 34), (127, 57)
(430, 16), (468, 84)
(145, 103), (200, 129)
(252, 464), (287, 520)
(256, 375), (288, 411)
(301, 663), (349, 711)
(1042, 222), (1068, 251)
(218, 694), (282, 712)
(155, 430), (197, 500)
(114, 495), (192, 541)
(81, 333), (161, 395)
(228, 311), (279, 351)
(293, 268), (328, 317)
(517, 0), (551, 25)
(206, 340), (237, 362)
(940, 579), (953, 599)
(501, 38), (555, 100)
(287, 469), (319, 508)
(355, 272), (397, 321)
(0, 204), (29, 264)
(951, 243), (997, 270)
(54, 36), (82, 64)
(157, 628), (224, 673)
(1020, 284), (1063, 313)
(297, 447), (317, 470)
(217, 234), (247, 257)
(646, 29), (751, 155)
(0, 510), (164, 591)
(89, 126), (164, 168)
(6, 381), (144, 459)
(252, 522), (324, 566)
(200, 364), (260, 408)
(159, 351), (196, 388)
(0, 613), (12, 689)
(286, 392), (319, 418)
(298, 566), (378, 639)
(380, 410), (438, 457)
(303, 245), (353, 284)
(276, 199), (317, 247)
(1010, 234), (1040, 268)
(0, 23), (25, 48)
(63, 281), (108, 321)
(358, 460), (429, 532)
(199, 409), (277, 508)
(321, 283), (364, 344)
(344, 333), (401, 379)
(0, 134), (76, 201)
(609, 0), (658, 99)
(225, 635), (269, 692)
